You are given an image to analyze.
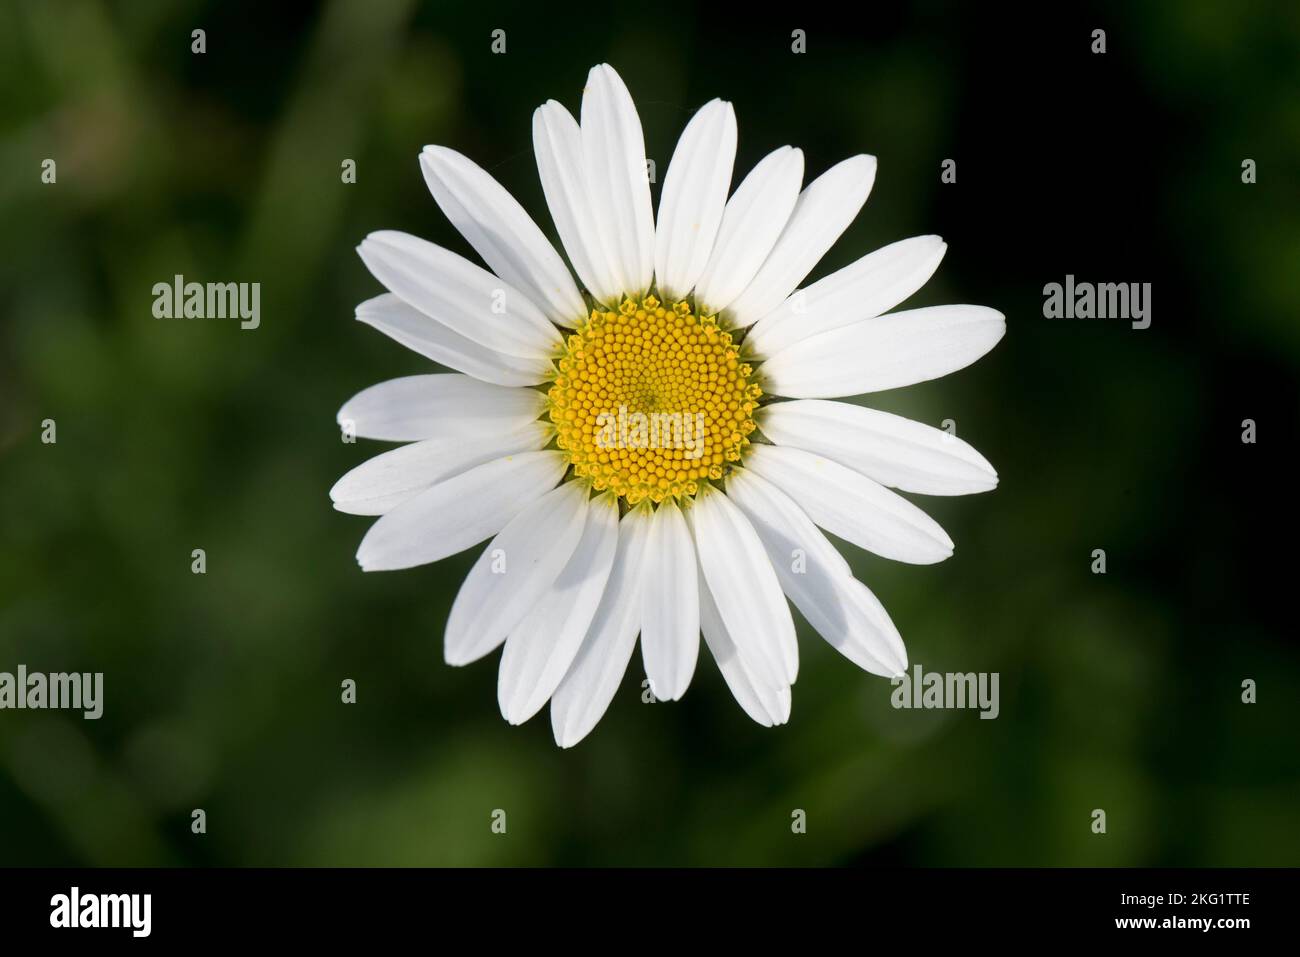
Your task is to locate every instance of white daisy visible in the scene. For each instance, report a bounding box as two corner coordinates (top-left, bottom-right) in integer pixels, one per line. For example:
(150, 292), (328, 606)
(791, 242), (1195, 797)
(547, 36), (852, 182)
(333, 63), (1004, 747)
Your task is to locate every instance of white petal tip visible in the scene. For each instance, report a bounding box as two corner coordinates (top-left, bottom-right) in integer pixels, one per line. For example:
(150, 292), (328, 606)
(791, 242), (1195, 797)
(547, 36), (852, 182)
(553, 728), (585, 749)
(877, 648), (909, 678)
(356, 548), (401, 573)
(647, 680), (685, 703)
(772, 690), (794, 726)
(899, 545), (955, 566)
(361, 230), (401, 246)
(500, 696), (543, 727)
(417, 146), (457, 177)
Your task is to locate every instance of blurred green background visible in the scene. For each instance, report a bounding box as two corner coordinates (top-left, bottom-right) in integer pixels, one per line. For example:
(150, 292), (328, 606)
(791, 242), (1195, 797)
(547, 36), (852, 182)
(1, 0), (1297, 866)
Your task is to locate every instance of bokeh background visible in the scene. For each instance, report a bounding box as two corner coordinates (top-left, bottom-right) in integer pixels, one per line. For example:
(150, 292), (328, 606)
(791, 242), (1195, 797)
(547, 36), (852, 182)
(1, 0), (1297, 866)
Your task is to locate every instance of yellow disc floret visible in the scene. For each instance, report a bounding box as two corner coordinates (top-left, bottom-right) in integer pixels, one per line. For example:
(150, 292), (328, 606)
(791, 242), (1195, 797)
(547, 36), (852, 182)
(547, 295), (762, 505)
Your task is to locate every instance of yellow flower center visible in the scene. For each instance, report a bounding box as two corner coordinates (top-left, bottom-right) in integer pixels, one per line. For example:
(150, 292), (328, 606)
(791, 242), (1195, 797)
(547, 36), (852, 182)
(547, 295), (762, 505)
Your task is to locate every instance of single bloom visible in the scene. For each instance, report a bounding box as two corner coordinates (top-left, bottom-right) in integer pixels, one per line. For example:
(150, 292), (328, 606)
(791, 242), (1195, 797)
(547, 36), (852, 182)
(332, 63), (1004, 747)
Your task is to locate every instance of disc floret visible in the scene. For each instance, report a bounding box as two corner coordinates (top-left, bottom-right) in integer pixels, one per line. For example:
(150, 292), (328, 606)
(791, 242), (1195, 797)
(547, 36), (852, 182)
(547, 295), (762, 505)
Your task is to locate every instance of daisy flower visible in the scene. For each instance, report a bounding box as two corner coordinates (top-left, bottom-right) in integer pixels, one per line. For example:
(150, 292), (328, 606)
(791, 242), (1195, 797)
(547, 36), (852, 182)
(332, 63), (1004, 747)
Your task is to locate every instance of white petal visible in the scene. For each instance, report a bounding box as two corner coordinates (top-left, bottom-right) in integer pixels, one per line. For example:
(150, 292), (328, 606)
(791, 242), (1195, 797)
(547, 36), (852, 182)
(761, 304), (1006, 398)
(698, 570), (791, 727)
(581, 64), (655, 297)
(533, 100), (620, 304)
(551, 506), (653, 748)
(355, 450), (566, 572)
(725, 154), (877, 328)
(726, 468), (906, 676)
(639, 499), (700, 701)
(747, 235), (947, 357)
(498, 492), (620, 725)
(444, 480), (590, 666)
(837, 578), (908, 676)
(336, 374), (547, 443)
(420, 146), (586, 326)
(757, 399), (998, 496)
(330, 422), (552, 516)
(653, 99), (737, 302)
(744, 444), (953, 565)
(687, 484), (797, 685)
(356, 294), (551, 387)
(723, 465), (851, 580)
(357, 231), (562, 360)
(693, 146), (804, 315)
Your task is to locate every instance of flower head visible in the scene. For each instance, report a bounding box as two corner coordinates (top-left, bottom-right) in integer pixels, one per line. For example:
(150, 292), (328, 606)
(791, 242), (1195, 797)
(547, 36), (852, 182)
(333, 64), (1004, 747)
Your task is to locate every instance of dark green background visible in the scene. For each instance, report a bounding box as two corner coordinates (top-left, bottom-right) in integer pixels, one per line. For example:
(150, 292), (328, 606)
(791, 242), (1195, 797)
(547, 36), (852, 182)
(1, 0), (1297, 865)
